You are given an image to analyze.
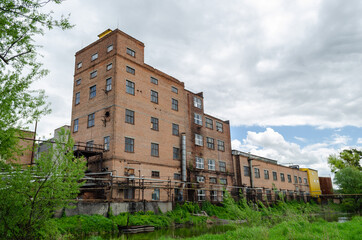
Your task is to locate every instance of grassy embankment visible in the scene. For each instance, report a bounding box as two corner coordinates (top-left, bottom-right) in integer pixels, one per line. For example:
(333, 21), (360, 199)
(51, 193), (357, 239)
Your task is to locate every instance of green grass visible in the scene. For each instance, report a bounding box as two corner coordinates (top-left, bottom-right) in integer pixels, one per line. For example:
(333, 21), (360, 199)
(161, 216), (362, 240)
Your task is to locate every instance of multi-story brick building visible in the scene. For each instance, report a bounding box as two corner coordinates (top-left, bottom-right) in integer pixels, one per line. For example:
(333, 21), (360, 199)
(233, 150), (311, 202)
(70, 29), (233, 202)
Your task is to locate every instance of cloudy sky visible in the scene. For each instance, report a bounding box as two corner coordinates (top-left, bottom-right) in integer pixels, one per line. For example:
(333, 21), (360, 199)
(31, 0), (362, 177)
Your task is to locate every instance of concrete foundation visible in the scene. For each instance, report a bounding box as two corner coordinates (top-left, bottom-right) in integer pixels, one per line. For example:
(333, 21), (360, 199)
(55, 201), (173, 217)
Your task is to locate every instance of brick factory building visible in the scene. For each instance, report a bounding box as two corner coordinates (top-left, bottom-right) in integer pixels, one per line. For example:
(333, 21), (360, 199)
(71, 29), (233, 202)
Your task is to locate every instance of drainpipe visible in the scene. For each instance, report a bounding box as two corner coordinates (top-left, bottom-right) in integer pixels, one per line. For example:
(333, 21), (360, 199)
(181, 133), (187, 182)
(248, 153), (254, 188)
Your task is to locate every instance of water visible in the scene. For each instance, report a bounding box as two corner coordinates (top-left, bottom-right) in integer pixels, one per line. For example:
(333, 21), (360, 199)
(318, 212), (359, 223)
(98, 224), (236, 240)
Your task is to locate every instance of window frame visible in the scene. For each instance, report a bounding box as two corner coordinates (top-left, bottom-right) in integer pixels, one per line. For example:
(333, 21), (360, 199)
(273, 171), (278, 181)
(217, 140), (225, 151)
(77, 62), (82, 69)
(106, 63), (112, 71)
(90, 70), (97, 79)
(106, 77), (112, 92)
(193, 96), (202, 109)
(87, 113), (95, 128)
(172, 123), (179, 136)
(195, 134), (203, 146)
(205, 117), (213, 129)
(220, 178), (227, 185)
(125, 109), (134, 124)
(254, 168), (260, 178)
(280, 173), (285, 182)
(125, 137), (134, 152)
(264, 169), (269, 179)
(219, 161), (226, 172)
(209, 177), (217, 184)
(151, 171), (160, 178)
(244, 166), (250, 176)
(76, 79), (81, 85)
(216, 122), (223, 132)
(75, 92), (80, 105)
(104, 136), (110, 151)
(196, 176), (205, 183)
(151, 117), (159, 131)
(150, 76), (158, 85)
(126, 80), (135, 95)
(107, 44), (113, 53)
(173, 147), (180, 160)
(194, 113), (202, 125)
(151, 142), (159, 157)
(171, 86), (178, 93)
(288, 174), (292, 183)
(91, 53), (98, 61)
(73, 119), (79, 132)
(89, 85), (96, 99)
(172, 98), (178, 111)
(151, 90), (158, 103)
(208, 159), (215, 171)
(126, 66), (135, 75)
(127, 48), (136, 57)
(196, 157), (204, 169)
(206, 137), (214, 149)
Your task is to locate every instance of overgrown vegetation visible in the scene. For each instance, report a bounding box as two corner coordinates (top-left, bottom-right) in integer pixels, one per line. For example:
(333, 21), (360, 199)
(51, 191), (354, 239)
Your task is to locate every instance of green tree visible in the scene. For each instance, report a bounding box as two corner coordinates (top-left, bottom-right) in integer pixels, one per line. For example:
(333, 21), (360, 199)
(0, 0), (72, 159)
(334, 167), (362, 194)
(0, 129), (86, 239)
(328, 149), (362, 173)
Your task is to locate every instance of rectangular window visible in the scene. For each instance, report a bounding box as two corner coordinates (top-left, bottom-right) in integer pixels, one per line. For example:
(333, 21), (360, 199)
(210, 190), (217, 201)
(124, 188), (135, 200)
(91, 53), (98, 61)
(172, 123), (179, 136)
(194, 113), (202, 125)
(273, 171), (278, 181)
(197, 190), (205, 201)
(216, 122), (223, 132)
(244, 166), (250, 176)
(217, 140), (225, 151)
(209, 177), (217, 184)
(208, 159), (215, 170)
(294, 176), (298, 183)
(73, 119), (79, 132)
(195, 134), (203, 146)
(125, 109), (134, 124)
(90, 70), (97, 79)
(126, 66), (135, 75)
(174, 173), (181, 180)
(104, 136), (110, 151)
(151, 90), (158, 103)
(304, 178), (308, 184)
(206, 137), (214, 149)
(106, 63), (112, 71)
(151, 171), (160, 178)
(196, 157), (204, 169)
(127, 48), (135, 57)
(89, 85), (96, 99)
(88, 113), (95, 127)
(151, 117), (159, 131)
(220, 178), (227, 185)
(126, 80), (135, 95)
(194, 96), (202, 109)
(264, 170), (269, 179)
(173, 147), (180, 160)
(171, 86), (178, 93)
(107, 44), (113, 52)
(75, 92), (80, 105)
(280, 173), (285, 182)
(254, 168), (260, 178)
(172, 98), (178, 111)
(151, 143), (159, 157)
(298, 177), (302, 183)
(219, 161), (226, 172)
(86, 141), (93, 151)
(205, 117), (213, 129)
(125, 137), (134, 152)
(152, 188), (160, 200)
(77, 62), (82, 69)
(287, 174), (292, 183)
(151, 76), (158, 85)
(76, 79), (81, 85)
(106, 77), (112, 91)
(196, 176), (205, 183)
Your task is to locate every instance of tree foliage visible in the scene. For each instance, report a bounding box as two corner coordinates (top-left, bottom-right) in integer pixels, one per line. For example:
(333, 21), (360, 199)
(333, 167), (362, 194)
(0, 129), (86, 239)
(0, 0), (72, 159)
(328, 149), (362, 173)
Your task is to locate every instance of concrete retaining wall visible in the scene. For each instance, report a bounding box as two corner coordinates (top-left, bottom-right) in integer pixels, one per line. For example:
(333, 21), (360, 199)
(56, 201), (173, 217)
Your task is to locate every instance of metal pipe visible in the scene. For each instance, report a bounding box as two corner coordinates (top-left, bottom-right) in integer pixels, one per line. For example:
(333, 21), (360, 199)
(181, 133), (187, 182)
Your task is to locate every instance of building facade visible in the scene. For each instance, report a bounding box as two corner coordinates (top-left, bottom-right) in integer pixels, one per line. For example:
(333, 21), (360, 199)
(70, 29), (233, 202)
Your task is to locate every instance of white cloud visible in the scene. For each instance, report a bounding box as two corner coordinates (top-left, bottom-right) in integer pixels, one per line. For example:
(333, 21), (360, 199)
(232, 128), (345, 176)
